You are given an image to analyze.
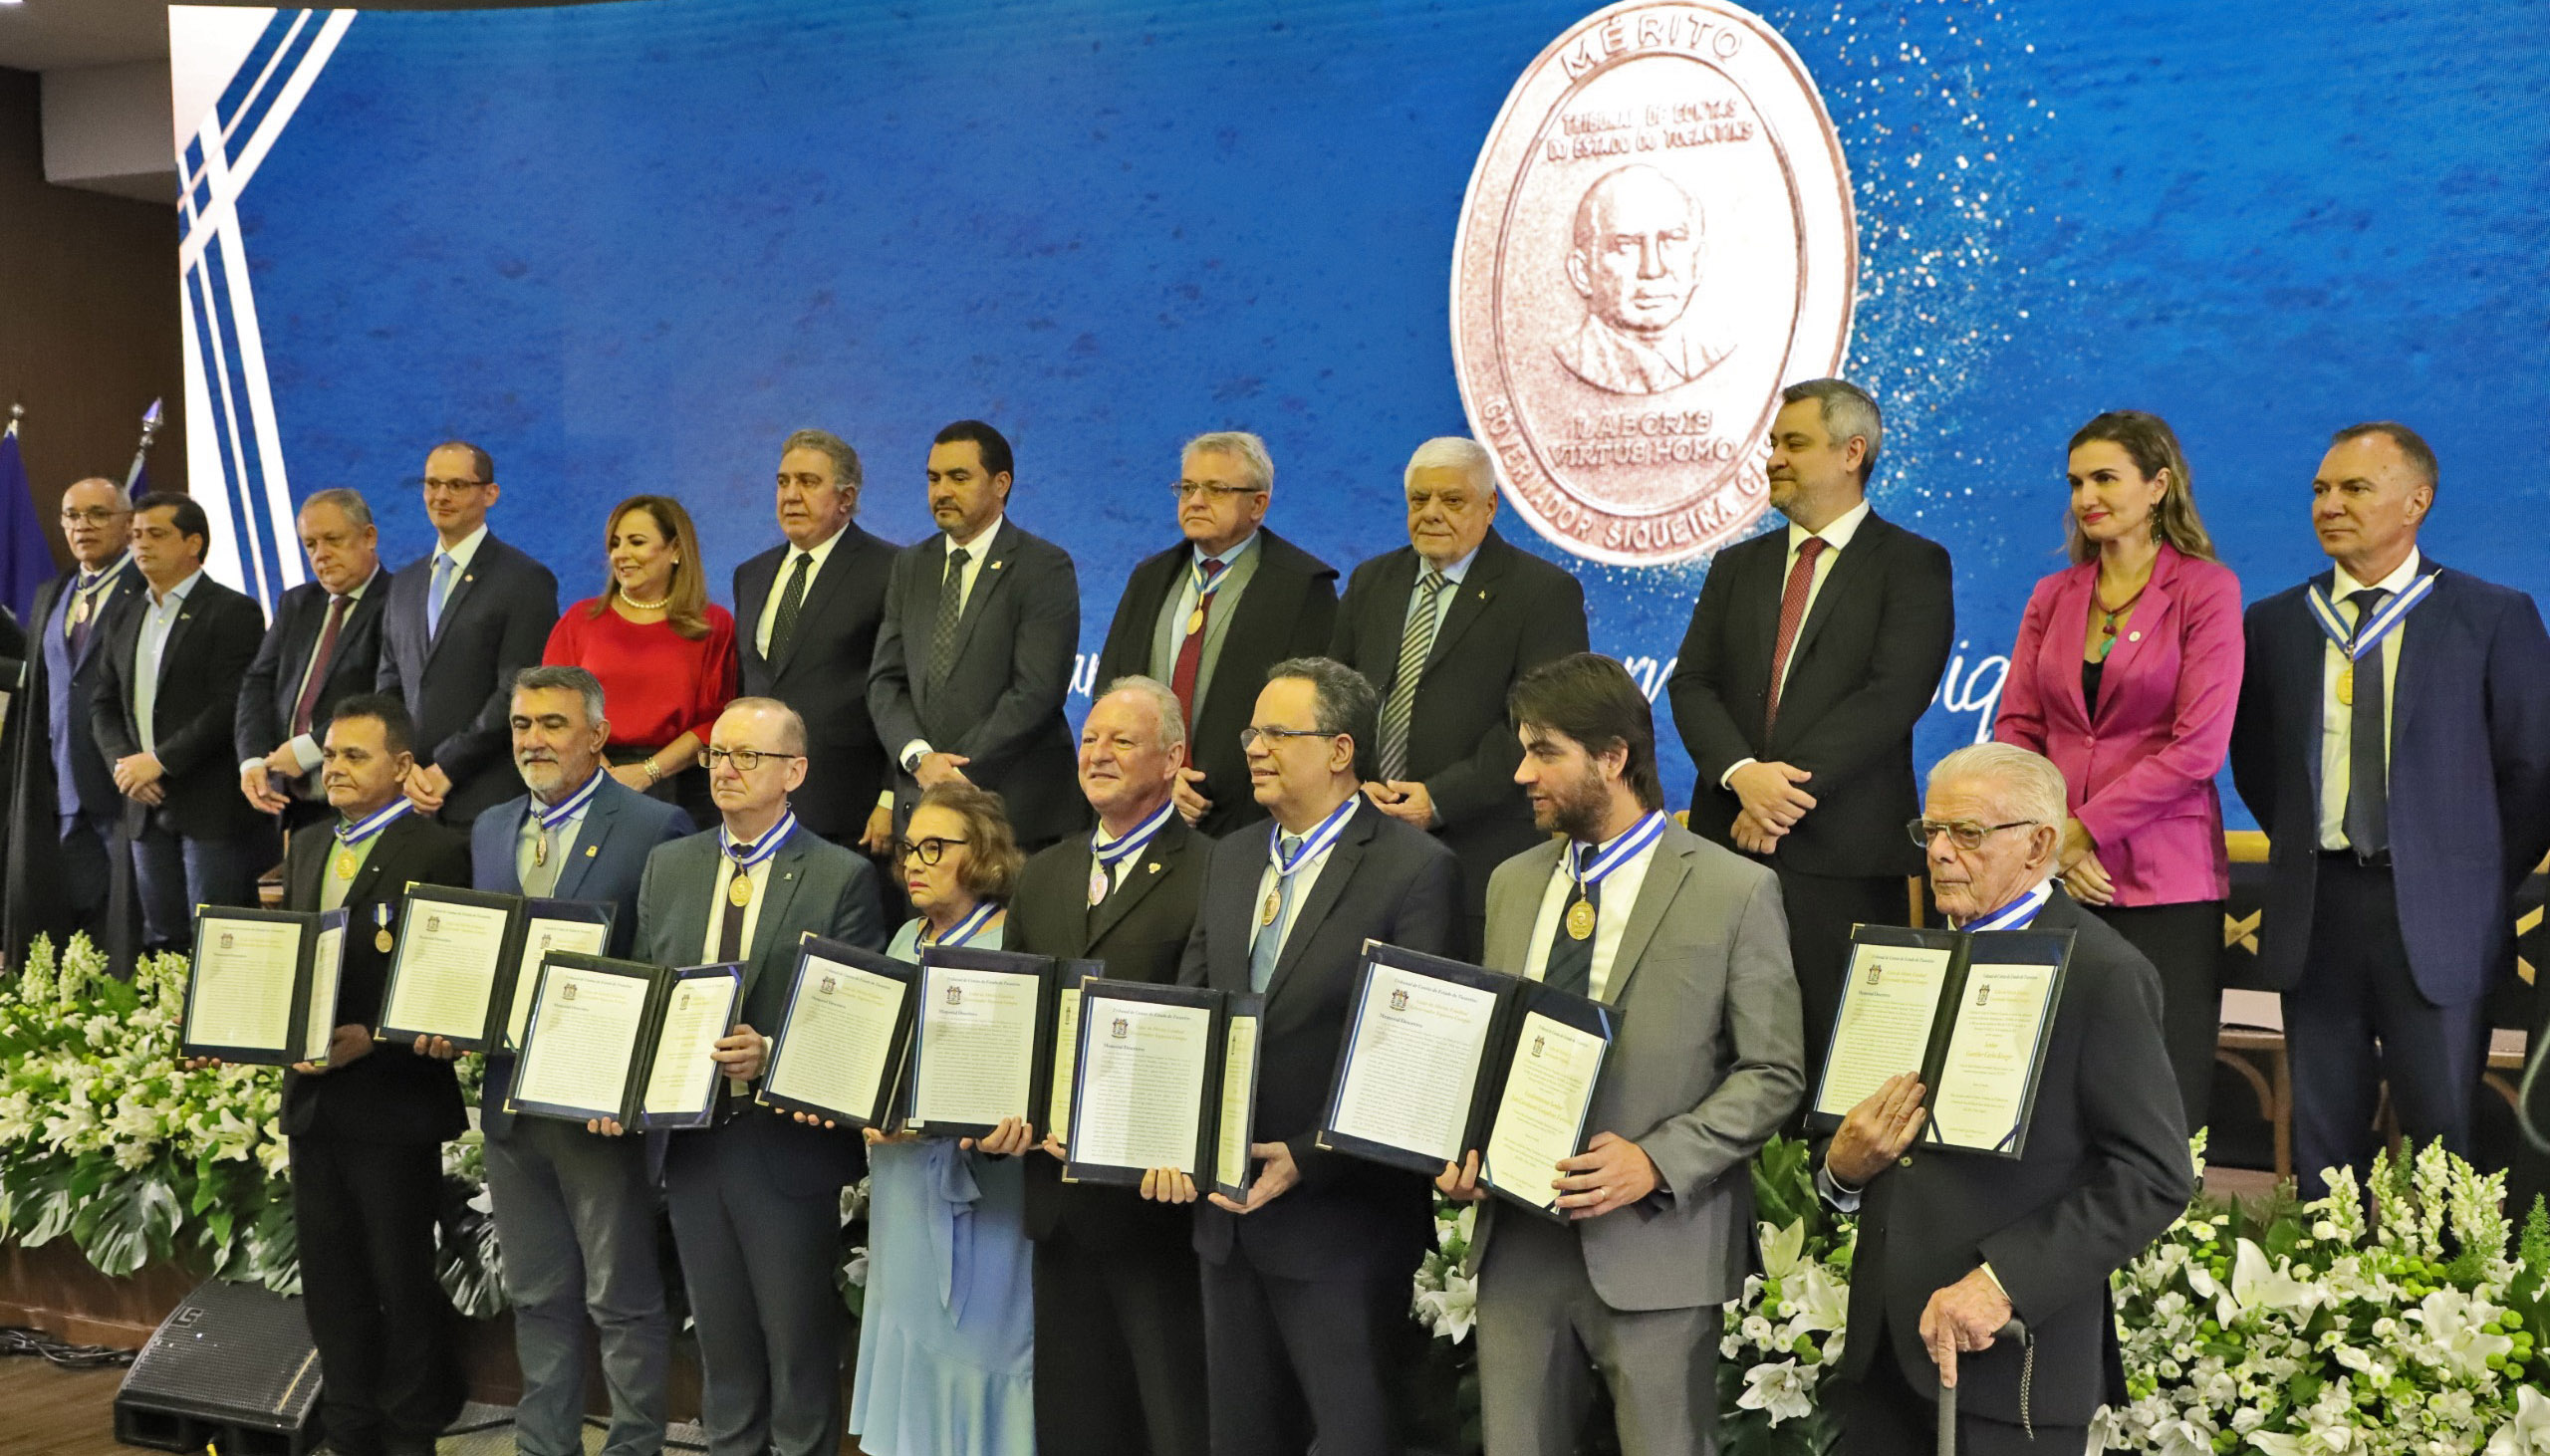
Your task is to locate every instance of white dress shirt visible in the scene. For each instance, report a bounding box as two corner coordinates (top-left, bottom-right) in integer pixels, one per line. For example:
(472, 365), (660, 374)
(2318, 548), (2421, 850)
(753, 525), (849, 657)
(132, 571), (202, 756)
(898, 516), (1008, 773)
(1722, 498), (1873, 786)
(1249, 799), (1355, 963)
(701, 848), (779, 963)
(1516, 826), (1661, 1003)
(243, 569), (382, 776)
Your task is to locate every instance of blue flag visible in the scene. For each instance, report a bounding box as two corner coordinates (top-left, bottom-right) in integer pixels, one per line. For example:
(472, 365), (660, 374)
(0, 423), (57, 626)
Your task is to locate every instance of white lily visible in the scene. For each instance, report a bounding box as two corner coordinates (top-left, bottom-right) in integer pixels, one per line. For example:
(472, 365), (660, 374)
(2486, 1385), (2550, 1456)
(1735, 1358), (1813, 1423)
(1758, 1217), (1809, 1281)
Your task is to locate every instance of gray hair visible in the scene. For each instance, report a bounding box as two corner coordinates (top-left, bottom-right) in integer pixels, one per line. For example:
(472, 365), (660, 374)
(513, 665), (607, 725)
(721, 695), (808, 756)
(1781, 377), (1884, 484)
(1928, 743), (2067, 831)
(780, 427), (863, 494)
(1402, 436), (1495, 494)
(1101, 674), (1186, 754)
(1183, 430), (1273, 496)
(301, 487), (373, 529)
(1265, 655), (1379, 775)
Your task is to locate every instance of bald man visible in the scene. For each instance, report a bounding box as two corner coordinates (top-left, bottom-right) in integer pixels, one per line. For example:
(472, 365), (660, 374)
(1555, 163), (1731, 395)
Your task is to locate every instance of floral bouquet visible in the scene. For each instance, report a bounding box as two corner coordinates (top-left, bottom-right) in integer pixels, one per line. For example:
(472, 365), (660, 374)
(1719, 1133), (1855, 1456)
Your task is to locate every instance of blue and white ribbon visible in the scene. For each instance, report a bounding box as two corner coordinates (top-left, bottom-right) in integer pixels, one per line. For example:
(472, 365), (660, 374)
(1267, 795), (1359, 881)
(335, 797), (411, 849)
(1567, 811), (1667, 894)
(535, 769), (606, 832)
(930, 900), (1001, 948)
(1958, 878), (2053, 933)
(1093, 798), (1176, 869)
(721, 808), (798, 870)
(2306, 572), (2435, 658)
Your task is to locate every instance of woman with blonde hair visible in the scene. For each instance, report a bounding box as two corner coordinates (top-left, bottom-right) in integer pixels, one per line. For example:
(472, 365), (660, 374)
(542, 493), (735, 825)
(1994, 409), (2245, 1128)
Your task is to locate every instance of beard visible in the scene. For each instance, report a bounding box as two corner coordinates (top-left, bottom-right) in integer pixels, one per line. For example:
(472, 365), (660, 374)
(1536, 766), (1612, 844)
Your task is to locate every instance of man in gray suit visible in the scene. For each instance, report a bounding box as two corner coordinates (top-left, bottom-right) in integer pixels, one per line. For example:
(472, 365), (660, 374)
(866, 418), (1086, 850)
(635, 697), (884, 1456)
(1440, 652), (1805, 1456)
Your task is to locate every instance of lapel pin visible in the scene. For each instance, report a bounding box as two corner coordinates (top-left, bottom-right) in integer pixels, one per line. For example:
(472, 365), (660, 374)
(990, 561), (1005, 571)
(584, 845), (599, 857)
(1148, 862), (1161, 874)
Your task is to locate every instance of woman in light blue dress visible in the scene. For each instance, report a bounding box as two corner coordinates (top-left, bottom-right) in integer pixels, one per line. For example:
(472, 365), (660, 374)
(849, 781), (1038, 1455)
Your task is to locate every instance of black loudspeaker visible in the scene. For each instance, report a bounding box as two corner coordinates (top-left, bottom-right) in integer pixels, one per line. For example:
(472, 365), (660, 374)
(113, 1279), (324, 1456)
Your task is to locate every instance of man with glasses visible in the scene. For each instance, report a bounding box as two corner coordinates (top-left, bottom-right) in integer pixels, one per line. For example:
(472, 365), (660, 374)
(1091, 430), (1337, 837)
(6, 477), (140, 950)
(92, 493), (272, 955)
(734, 428), (900, 854)
(238, 489), (390, 833)
(1818, 743), (2187, 1455)
(375, 440), (559, 826)
(1331, 436), (1589, 955)
(868, 418), (1085, 852)
(1167, 656), (1458, 1456)
(634, 697), (882, 1456)
(428, 665), (689, 1456)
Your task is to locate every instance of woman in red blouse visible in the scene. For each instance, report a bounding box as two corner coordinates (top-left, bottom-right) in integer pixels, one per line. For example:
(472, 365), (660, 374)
(543, 494), (736, 825)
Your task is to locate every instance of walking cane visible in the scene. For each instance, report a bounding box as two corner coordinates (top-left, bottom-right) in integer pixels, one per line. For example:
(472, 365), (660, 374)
(1938, 1318), (2030, 1455)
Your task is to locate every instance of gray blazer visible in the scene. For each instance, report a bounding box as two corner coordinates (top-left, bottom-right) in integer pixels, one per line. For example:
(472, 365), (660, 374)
(1473, 820), (1805, 1310)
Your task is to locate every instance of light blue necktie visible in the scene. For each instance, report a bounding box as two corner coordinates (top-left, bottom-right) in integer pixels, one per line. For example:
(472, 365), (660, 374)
(1248, 834), (1304, 992)
(426, 553), (457, 639)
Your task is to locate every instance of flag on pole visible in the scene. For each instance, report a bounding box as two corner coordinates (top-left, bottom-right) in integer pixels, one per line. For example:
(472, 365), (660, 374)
(125, 398), (162, 497)
(0, 407), (58, 624)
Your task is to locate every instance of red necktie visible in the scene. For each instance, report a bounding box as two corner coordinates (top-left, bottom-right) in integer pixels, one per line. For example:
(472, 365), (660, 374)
(1764, 537), (1828, 737)
(1169, 559), (1226, 727)
(291, 596), (352, 739)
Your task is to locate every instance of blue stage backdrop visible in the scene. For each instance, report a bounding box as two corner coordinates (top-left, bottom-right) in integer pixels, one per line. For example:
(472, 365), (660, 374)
(169, 0), (2550, 823)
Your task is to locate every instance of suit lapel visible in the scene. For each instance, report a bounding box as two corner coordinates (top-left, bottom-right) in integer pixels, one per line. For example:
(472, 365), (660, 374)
(2087, 548), (2180, 723)
(1602, 835), (1692, 1006)
(1421, 533), (1507, 675)
(1489, 839), (1565, 972)
(907, 537), (951, 712)
(2387, 564), (2448, 749)
(2299, 572), (2337, 807)
(546, 787), (621, 901)
(746, 838), (815, 991)
(945, 523), (1023, 671)
(1267, 807), (1372, 1001)
(1784, 513), (1885, 671)
(346, 817), (411, 915)
(771, 530), (867, 675)
(1089, 819), (1191, 946)
(422, 538), (500, 671)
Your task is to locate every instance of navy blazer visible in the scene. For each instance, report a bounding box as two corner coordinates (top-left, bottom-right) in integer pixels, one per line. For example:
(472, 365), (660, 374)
(374, 533), (559, 823)
(5, 560), (146, 948)
(1177, 802), (1459, 1280)
(470, 773), (693, 1138)
(89, 574), (271, 843)
(733, 522), (898, 840)
(2229, 562), (2550, 1003)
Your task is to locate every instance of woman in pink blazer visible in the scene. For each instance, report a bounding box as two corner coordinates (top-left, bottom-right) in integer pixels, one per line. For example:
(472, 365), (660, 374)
(1995, 409), (2244, 1128)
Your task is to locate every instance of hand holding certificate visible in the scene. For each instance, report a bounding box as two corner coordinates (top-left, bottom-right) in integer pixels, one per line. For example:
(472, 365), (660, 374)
(181, 908), (349, 1067)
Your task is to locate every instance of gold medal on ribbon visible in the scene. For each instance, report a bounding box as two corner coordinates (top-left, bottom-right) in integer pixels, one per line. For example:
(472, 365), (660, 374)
(1185, 607), (1206, 635)
(533, 833), (550, 867)
(1261, 889), (1282, 926)
(333, 848), (358, 880)
(375, 928), (394, 953)
(728, 874), (755, 907)
(70, 597), (91, 624)
(2335, 664), (2354, 707)
(1565, 897), (1596, 941)
(1088, 863), (1111, 906)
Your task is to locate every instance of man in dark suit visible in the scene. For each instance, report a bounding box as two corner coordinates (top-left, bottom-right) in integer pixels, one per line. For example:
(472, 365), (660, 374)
(734, 428), (899, 854)
(2230, 421), (2550, 1197)
(238, 489), (389, 834)
(6, 475), (140, 951)
(866, 419), (1086, 850)
(1668, 378), (1954, 1092)
(1331, 436), (1589, 952)
(638, 697), (884, 1456)
(277, 695), (475, 1456)
(1820, 743), (2188, 1455)
(1090, 430), (1337, 838)
(1440, 654), (1802, 1456)
(447, 665), (689, 1456)
(92, 492), (272, 953)
(375, 440), (561, 826)
(1009, 675), (1214, 1456)
(1169, 656), (1459, 1456)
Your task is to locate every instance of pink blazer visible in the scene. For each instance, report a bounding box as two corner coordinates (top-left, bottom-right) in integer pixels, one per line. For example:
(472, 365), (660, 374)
(1993, 544), (2244, 905)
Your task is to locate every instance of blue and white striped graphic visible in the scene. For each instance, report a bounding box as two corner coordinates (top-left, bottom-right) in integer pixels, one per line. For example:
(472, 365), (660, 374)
(174, 8), (356, 615)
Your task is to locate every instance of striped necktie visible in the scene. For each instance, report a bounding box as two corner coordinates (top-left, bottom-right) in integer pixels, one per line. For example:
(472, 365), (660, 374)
(1376, 570), (1445, 782)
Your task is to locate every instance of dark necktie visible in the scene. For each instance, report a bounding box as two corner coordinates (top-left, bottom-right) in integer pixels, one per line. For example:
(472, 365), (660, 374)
(716, 843), (759, 962)
(1378, 570), (1446, 782)
(1169, 558), (1226, 728)
(2343, 588), (2390, 857)
(769, 552), (812, 660)
(928, 547), (970, 691)
(66, 576), (101, 659)
(290, 596), (352, 739)
(1543, 863), (1600, 998)
(1765, 536), (1829, 737)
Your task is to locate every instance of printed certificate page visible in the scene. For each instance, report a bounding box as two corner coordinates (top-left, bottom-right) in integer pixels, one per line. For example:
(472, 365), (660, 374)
(303, 924), (346, 1065)
(1482, 1011), (1607, 1206)
(763, 955), (906, 1119)
(1929, 958), (2059, 1152)
(1216, 1016), (1259, 1189)
(1072, 1000), (1211, 1173)
(1815, 941), (1955, 1118)
(910, 964), (1038, 1128)
(505, 917), (613, 1047)
(512, 965), (650, 1116)
(186, 917), (304, 1053)
(381, 898), (514, 1039)
(1327, 963), (1500, 1164)
(638, 975), (740, 1117)
(1047, 986), (1082, 1144)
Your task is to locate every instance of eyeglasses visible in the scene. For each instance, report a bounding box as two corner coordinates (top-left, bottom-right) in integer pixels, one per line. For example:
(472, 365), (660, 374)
(896, 837), (969, 865)
(1238, 725), (1334, 751)
(702, 747), (803, 773)
(1172, 481), (1262, 502)
(416, 476), (489, 495)
(59, 507), (128, 526)
(1905, 819), (2039, 851)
